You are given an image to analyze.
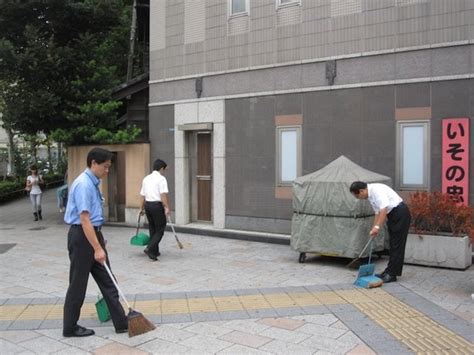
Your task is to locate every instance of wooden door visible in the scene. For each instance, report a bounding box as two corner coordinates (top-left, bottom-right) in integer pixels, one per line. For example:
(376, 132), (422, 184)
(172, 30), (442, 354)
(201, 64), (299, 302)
(197, 132), (212, 221)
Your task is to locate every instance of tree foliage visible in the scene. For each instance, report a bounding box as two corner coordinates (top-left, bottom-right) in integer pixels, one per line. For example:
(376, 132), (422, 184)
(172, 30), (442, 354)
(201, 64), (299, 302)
(0, 0), (139, 145)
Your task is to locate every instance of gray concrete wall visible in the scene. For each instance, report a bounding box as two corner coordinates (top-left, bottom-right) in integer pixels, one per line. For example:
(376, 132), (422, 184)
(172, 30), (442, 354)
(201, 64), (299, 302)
(149, 44), (473, 104)
(149, 105), (176, 209)
(224, 79), (473, 233)
(150, 0), (474, 83)
(148, 0), (474, 234)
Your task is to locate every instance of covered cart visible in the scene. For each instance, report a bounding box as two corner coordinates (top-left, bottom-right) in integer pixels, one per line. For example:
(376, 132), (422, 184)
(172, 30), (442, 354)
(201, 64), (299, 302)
(291, 156), (390, 263)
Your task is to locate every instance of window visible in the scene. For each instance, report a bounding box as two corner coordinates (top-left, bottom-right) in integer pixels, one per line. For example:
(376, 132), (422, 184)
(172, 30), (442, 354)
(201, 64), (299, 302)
(277, 0), (301, 7)
(396, 121), (430, 189)
(277, 126), (301, 185)
(229, 0), (248, 16)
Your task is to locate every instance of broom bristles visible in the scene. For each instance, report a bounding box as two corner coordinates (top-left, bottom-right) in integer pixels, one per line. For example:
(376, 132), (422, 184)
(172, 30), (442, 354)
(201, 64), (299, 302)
(176, 236), (183, 249)
(127, 309), (156, 337)
(347, 257), (361, 269)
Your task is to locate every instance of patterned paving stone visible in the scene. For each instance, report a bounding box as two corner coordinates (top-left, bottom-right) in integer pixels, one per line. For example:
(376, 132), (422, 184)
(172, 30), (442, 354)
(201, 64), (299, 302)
(0, 190), (472, 354)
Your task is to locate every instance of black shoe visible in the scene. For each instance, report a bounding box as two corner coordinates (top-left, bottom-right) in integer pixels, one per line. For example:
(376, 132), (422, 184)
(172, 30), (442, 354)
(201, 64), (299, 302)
(115, 328), (128, 334)
(375, 270), (389, 279)
(144, 249), (158, 261)
(63, 325), (95, 337)
(381, 274), (397, 283)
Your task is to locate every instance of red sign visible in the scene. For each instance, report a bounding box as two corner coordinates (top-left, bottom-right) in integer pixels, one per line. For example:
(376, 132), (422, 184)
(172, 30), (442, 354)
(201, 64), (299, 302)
(442, 118), (470, 205)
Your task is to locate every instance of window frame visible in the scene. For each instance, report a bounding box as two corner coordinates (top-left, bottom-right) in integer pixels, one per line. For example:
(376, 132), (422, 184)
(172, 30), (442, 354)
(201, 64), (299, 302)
(276, 0), (301, 9)
(396, 120), (430, 190)
(276, 125), (302, 186)
(228, 0), (249, 17)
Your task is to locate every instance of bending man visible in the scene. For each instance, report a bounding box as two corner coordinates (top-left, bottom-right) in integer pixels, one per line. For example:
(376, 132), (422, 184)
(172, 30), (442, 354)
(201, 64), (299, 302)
(350, 181), (411, 283)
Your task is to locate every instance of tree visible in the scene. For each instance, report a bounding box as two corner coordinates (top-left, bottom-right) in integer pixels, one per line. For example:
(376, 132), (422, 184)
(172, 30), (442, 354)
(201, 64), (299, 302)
(0, 0), (139, 145)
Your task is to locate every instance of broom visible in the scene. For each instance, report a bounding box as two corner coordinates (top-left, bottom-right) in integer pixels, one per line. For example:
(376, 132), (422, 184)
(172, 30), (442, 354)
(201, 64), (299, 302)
(103, 263), (156, 337)
(347, 238), (373, 269)
(167, 216), (183, 249)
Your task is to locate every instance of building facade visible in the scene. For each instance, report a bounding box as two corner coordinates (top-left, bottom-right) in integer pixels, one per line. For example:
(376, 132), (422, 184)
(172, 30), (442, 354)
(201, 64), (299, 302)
(148, 0), (474, 234)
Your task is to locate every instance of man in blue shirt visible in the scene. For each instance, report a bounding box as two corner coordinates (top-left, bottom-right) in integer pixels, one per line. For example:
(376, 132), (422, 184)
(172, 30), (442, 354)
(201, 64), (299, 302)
(63, 148), (127, 337)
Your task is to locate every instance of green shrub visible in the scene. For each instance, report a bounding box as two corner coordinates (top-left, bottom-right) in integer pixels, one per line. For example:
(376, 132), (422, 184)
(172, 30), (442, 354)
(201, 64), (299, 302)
(0, 173), (64, 204)
(0, 179), (26, 203)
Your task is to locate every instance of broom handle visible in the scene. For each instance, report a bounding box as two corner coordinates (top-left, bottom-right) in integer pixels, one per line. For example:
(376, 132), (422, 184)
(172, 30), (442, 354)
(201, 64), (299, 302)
(103, 262), (131, 310)
(135, 213), (141, 236)
(167, 216), (177, 235)
(357, 238), (372, 259)
(367, 239), (373, 264)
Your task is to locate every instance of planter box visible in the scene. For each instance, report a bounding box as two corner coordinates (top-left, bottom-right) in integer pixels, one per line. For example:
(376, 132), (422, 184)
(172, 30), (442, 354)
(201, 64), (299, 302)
(404, 233), (472, 270)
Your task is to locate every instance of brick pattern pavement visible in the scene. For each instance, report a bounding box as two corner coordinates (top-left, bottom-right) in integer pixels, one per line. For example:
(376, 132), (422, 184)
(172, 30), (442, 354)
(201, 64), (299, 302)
(0, 190), (472, 354)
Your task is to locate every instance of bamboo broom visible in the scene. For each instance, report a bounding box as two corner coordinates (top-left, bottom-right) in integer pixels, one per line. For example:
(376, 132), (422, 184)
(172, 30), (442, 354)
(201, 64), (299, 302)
(167, 216), (184, 249)
(103, 263), (156, 337)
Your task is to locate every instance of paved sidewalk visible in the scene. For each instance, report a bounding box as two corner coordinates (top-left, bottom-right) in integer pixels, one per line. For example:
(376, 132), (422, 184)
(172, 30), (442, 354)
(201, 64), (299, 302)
(0, 190), (472, 354)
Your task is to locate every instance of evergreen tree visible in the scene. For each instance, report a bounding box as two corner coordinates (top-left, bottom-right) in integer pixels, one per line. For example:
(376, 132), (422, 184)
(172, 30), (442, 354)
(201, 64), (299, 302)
(0, 0), (139, 145)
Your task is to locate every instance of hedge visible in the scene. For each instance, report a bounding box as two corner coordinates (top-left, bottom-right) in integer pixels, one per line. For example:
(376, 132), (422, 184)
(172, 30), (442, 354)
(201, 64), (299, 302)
(0, 174), (65, 204)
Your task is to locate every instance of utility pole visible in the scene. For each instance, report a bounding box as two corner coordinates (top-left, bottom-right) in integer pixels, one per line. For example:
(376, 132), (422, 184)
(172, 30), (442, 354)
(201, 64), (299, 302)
(126, 0), (137, 82)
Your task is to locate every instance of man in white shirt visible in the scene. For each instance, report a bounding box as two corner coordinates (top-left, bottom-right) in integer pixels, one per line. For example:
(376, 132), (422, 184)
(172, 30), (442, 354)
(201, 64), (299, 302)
(350, 181), (411, 283)
(140, 159), (170, 261)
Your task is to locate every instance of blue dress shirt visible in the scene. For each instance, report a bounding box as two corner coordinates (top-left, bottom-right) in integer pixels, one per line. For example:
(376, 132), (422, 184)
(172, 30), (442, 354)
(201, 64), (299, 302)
(64, 169), (104, 227)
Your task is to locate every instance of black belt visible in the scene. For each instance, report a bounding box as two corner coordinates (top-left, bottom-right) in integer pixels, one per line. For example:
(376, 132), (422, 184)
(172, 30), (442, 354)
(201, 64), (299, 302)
(72, 224), (102, 231)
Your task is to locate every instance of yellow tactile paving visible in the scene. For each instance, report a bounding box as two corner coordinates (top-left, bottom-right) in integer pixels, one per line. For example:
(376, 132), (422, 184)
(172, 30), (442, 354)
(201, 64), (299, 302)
(0, 305), (27, 320)
(238, 294), (271, 310)
(0, 287), (472, 355)
(44, 304), (63, 319)
(263, 293), (298, 308)
(213, 296), (244, 312)
(355, 297), (473, 354)
(334, 289), (372, 303)
(160, 299), (189, 314)
(17, 304), (54, 320)
(312, 291), (347, 305)
(359, 288), (397, 302)
(134, 300), (161, 315)
(187, 298), (218, 313)
(81, 303), (99, 318)
(287, 292), (321, 306)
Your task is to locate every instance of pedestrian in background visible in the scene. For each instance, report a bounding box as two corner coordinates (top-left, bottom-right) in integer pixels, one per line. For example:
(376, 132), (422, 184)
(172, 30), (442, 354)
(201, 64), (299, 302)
(140, 158), (170, 261)
(26, 165), (44, 221)
(350, 181), (411, 283)
(63, 147), (127, 337)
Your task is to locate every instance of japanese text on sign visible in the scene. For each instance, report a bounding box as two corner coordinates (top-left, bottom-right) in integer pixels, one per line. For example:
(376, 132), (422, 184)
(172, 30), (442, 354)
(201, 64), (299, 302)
(442, 118), (470, 205)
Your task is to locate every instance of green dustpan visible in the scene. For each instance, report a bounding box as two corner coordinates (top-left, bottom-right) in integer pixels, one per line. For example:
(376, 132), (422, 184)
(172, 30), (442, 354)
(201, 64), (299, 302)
(95, 295), (110, 322)
(131, 231), (150, 246)
(130, 213), (150, 246)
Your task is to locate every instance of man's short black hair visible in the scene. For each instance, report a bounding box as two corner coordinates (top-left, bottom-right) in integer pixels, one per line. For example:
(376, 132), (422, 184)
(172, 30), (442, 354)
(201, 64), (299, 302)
(87, 147), (113, 167)
(153, 159), (167, 172)
(350, 181), (367, 194)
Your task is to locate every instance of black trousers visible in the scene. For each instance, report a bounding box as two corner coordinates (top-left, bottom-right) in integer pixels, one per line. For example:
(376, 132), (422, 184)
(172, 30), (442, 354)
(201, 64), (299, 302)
(63, 225), (127, 332)
(385, 203), (411, 276)
(145, 201), (167, 256)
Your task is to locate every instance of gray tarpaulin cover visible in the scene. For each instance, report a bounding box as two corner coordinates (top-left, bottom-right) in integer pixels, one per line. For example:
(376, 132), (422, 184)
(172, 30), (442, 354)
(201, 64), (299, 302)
(291, 156), (391, 258)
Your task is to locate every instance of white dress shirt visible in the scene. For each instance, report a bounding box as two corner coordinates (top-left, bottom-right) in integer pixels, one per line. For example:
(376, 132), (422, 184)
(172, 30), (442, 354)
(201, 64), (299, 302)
(140, 171), (168, 202)
(367, 183), (403, 214)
